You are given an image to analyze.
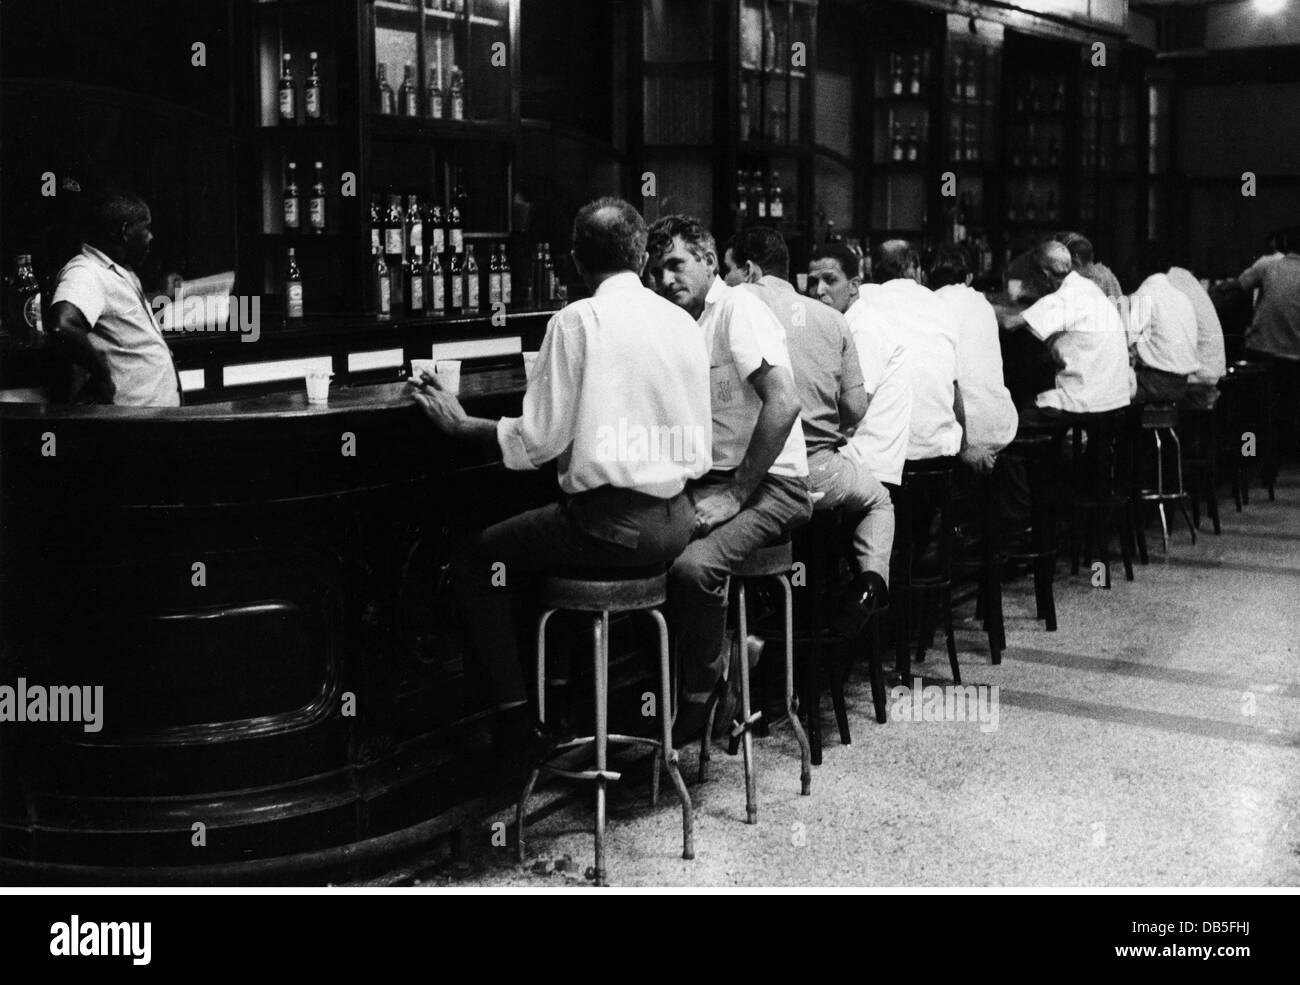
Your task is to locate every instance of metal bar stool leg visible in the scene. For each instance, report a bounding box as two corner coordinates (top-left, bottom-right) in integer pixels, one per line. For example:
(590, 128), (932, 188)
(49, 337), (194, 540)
(736, 581), (758, 824)
(1154, 429), (1170, 553)
(517, 608), (557, 863)
(776, 573), (812, 795)
(868, 612), (888, 722)
(650, 608), (693, 860)
(1172, 428), (1197, 544)
(592, 611), (610, 887)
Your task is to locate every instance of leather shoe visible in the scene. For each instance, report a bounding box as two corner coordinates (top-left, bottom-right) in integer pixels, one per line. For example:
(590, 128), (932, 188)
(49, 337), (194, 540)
(831, 572), (889, 639)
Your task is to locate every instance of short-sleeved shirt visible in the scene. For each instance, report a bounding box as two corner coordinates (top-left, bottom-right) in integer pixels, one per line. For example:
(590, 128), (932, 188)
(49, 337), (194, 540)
(934, 283), (1017, 453)
(1080, 261), (1123, 302)
(1022, 270), (1134, 413)
(1240, 252), (1300, 360)
(844, 287), (914, 484)
(1126, 272), (1201, 376)
(858, 278), (962, 462)
(497, 271), (712, 497)
(50, 245), (181, 406)
(695, 277), (808, 478)
(744, 275), (862, 456)
(1166, 266), (1225, 385)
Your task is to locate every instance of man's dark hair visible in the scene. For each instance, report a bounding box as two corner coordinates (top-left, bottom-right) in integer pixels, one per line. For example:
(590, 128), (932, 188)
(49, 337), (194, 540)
(1056, 230), (1095, 267)
(810, 241), (860, 281)
(83, 187), (148, 246)
(1132, 240), (1172, 284)
(728, 226), (789, 279)
(571, 197), (647, 275)
(927, 244), (971, 289)
(873, 239), (918, 283)
(646, 214), (716, 264)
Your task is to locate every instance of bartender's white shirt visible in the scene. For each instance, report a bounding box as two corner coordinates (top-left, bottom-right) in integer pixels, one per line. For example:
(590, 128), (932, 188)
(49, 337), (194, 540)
(696, 276), (807, 478)
(843, 287), (914, 484)
(497, 271), (712, 497)
(934, 283), (1017, 453)
(1022, 271), (1134, 414)
(1126, 272), (1201, 376)
(51, 245), (181, 407)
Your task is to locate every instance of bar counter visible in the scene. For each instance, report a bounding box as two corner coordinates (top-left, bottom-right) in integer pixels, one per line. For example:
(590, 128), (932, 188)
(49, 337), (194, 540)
(0, 369), (557, 883)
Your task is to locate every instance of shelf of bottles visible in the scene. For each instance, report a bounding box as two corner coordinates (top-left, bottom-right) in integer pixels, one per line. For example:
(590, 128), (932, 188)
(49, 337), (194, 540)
(738, 0), (810, 150)
(941, 25), (999, 273)
(871, 46), (931, 233)
(1078, 68), (1116, 227)
(370, 0), (511, 130)
(1003, 68), (1067, 234)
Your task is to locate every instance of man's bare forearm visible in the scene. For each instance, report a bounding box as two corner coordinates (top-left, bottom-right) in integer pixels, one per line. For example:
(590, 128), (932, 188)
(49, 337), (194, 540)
(732, 387), (799, 503)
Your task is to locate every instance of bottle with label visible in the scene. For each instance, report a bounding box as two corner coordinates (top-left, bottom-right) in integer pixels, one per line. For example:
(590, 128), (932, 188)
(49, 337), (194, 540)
(369, 196), (383, 255)
(305, 51), (322, 120)
(907, 122), (920, 161)
(892, 122), (904, 161)
(279, 53), (296, 123)
(285, 247), (303, 318)
(385, 194), (405, 260)
(428, 249), (445, 312)
(909, 54), (921, 96)
(952, 54), (964, 100)
(542, 243), (556, 302)
(373, 242), (391, 316)
(769, 171), (783, 220)
(449, 66), (465, 120)
(756, 173), (768, 219)
(736, 170), (749, 220)
(406, 196), (423, 257)
(377, 63), (396, 114)
(891, 55), (903, 96)
(488, 244), (502, 305)
(428, 202), (445, 258)
(966, 51), (979, 100)
(408, 245), (425, 314)
(500, 246), (512, 306)
(309, 161), (326, 233)
(447, 196), (464, 254)
(465, 245), (480, 310)
(449, 246), (464, 311)
(399, 62), (418, 116)
(9, 254), (42, 347)
(426, 64), (443, 119)
(283, 162), (300, 231)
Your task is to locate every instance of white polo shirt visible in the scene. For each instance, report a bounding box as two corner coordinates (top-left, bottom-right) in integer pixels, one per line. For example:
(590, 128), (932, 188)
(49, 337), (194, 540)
(843, 287), (914, 484)
(497, 271), (713, 497)
(694, 277), (807, 479)
(1126, 272), (1201, 377)
(858, 278), (962, 462)
(1166, 266), (1225, 385)
(51, 245), (181, 406)
(934, 283), (1017, 453)
(1022, 271), (1134, 414)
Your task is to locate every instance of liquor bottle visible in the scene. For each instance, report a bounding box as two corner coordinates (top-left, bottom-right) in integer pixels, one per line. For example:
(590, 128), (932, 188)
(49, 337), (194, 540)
(309, 161), (326, 233)
(377, 63), (396, 114)
(372, 242), (391, 316)
(369, 196), (383, 255)
(428, 202), (445, 258)
(956, 192), (969, 242)
(279, 53), (296, 123)
(390, 245), (406, 311)
(966, 52), (978, 100)
(399, 63), (418, 116)
(285, 247), (303, 318)
(909, 54), (921, 96)
(449, 246), (465, 311)
(385, 194), (405, 260)
(9, 254), (42, 347)
(465, 245), (480, 311)
(406, 196), (423, 257)
(500, 246), (512, 306)
(530, 244), (544, 304)
(756, 173), (768, 219)
(408, 245), (425, 314)
(736, 170), (749, 220)
(965, 121), (978, 162)
(892, 122), (904, 161)
(426, 64), (444, 119)
(283, 162), (301, 231)
(769, 171), (783, 220)
(447, 195), (464, 255)
(952, 54), (964, 100)
(891, 55), (903, 96)
(907, 122), (920, 161)
(449, 66), (465, 120)
(305, 51), (322, 120)
(542, 243), (556, 301)
(738, 84), (750, 143)
(488, 244), (503, 305)
(427, 248), (445, 313)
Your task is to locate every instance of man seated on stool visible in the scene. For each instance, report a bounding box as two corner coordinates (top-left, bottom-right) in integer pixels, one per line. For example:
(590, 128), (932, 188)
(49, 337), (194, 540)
(1056, 231), (1123, 303)
(1124, 242), (1201, 405)
(929, 244), (1018, 473)
(646, 214), (811, 748)
(410, 197), (712, 763)
(1164, 251), (1225, 410)
(723, 226), (893, 637)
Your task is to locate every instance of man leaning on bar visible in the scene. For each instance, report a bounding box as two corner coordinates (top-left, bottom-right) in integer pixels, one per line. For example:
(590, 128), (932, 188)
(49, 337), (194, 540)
(409, 197), (712, 763)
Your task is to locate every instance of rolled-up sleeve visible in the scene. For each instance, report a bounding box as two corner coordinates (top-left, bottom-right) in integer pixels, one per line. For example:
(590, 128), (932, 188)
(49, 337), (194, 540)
(495, 311), (583, 470)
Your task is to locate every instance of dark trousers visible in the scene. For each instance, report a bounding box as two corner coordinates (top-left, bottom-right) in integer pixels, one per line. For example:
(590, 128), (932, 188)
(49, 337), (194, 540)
(1134, 365), (1189, 404)
(667, 471), (812, 703)
(1245, 349), (1300, 469)
(455, 486), (696, 709)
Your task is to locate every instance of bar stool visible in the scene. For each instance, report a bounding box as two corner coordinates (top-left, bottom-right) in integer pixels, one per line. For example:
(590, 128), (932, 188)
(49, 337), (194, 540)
(1130, 402), (1196, 558)
(1220, 360), (1276, 507)
(516, 565), (692, 886)
(1062, 409), (1136, 584)
(701, 532), (812, 825)
(959, 468), (1008, 665)
(1002, 428), (1064, 632)
(892, 457), (961, 685)
(1178, 401), (1221, 535)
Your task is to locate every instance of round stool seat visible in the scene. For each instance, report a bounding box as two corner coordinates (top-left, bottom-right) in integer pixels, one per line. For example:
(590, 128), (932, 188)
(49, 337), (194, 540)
(541, 565), (667, 612)
(1007, 431), (1058, 457)
(1227, 360), (1268, 377)
(1138, 402), (1179, 429)
(731, 533), (793, 578)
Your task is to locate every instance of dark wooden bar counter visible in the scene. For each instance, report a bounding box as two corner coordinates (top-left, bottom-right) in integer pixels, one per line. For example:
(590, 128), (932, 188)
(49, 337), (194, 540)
(0, 369), (557, 884)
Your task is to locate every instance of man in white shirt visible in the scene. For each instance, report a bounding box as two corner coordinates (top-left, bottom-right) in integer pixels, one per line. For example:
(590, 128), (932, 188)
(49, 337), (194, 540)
(858, 240), (963, 464)
(1057, 231), (1123, 302)
(1165, 260), (1225, 409)
(928, 245), (1018, 472)
(810, 243), (914, 489)
(646, 214), (810, 746)
(412, 198), (712, 757)
(994, 241), (1134, 421)
(1125, 245), (1201, 404)
(47, 188), (181, 406)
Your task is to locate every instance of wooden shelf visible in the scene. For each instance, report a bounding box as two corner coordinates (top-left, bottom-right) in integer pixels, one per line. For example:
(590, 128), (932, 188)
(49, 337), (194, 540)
(367, 113), (514, 142)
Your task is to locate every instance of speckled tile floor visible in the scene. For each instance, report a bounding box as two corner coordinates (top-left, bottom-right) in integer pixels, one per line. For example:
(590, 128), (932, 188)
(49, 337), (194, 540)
(379, 471), (1300, 888)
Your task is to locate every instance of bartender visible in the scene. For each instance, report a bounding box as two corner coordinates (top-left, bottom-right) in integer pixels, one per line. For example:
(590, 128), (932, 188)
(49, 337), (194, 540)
(46, 187), (181, 406)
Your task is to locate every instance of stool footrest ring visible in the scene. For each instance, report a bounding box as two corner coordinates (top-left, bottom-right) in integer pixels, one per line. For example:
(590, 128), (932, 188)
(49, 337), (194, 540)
(542, 767), (623, 783)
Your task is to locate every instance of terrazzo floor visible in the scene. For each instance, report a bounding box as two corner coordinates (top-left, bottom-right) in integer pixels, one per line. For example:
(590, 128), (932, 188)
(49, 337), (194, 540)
(374, 470), (1300, 888)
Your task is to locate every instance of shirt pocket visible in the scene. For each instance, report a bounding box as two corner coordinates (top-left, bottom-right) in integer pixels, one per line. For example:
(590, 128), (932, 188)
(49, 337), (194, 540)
(709, 361), (742, 408)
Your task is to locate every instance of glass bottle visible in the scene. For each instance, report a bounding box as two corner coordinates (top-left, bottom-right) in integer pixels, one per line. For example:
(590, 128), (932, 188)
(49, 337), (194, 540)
(309, 161), (325, 233)
(500, 246), (512, 306)
(305, 50), (322, 120)
(428, 248), (445, 313)
(385, 194), (405, 259)
(399, 62), (418, 116)
(283, 162), (300, 231)
(769, 171), (784, 220)
(377, 63), (396, 115)
(449, 66), (465, 120)
(428, 202), (445, 258)
(9, 254), (42, 347)
(891, 55), (903, 96)
(449, 245), (464, 311)
(408, 245), (425, 313)
(488, 244), (503, 305)
(465, 244), (480, 310)
(285, 247), (303, 318)
(373, 242), (391, 316)
(279, 53), (296, 123)
(426, 64), (443, 119)
(909, 54), (921, 96)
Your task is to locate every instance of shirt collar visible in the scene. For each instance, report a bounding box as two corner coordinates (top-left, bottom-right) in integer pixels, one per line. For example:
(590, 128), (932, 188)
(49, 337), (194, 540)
(592, 271), (646, 296)
(82, 243), (124, 273)
(704, 275), (729, 309)
(758, 274), (795, 294)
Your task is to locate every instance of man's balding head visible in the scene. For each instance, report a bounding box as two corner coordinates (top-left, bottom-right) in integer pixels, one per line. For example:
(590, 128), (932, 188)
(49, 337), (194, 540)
(874, 239), (919, 284)
(1035, 240), (1074, 292)
(571, 197), (648, 278)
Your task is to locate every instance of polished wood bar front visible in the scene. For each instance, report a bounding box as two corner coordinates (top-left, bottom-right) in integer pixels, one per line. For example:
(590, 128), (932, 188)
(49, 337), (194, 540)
(0, 370), (555, 883)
